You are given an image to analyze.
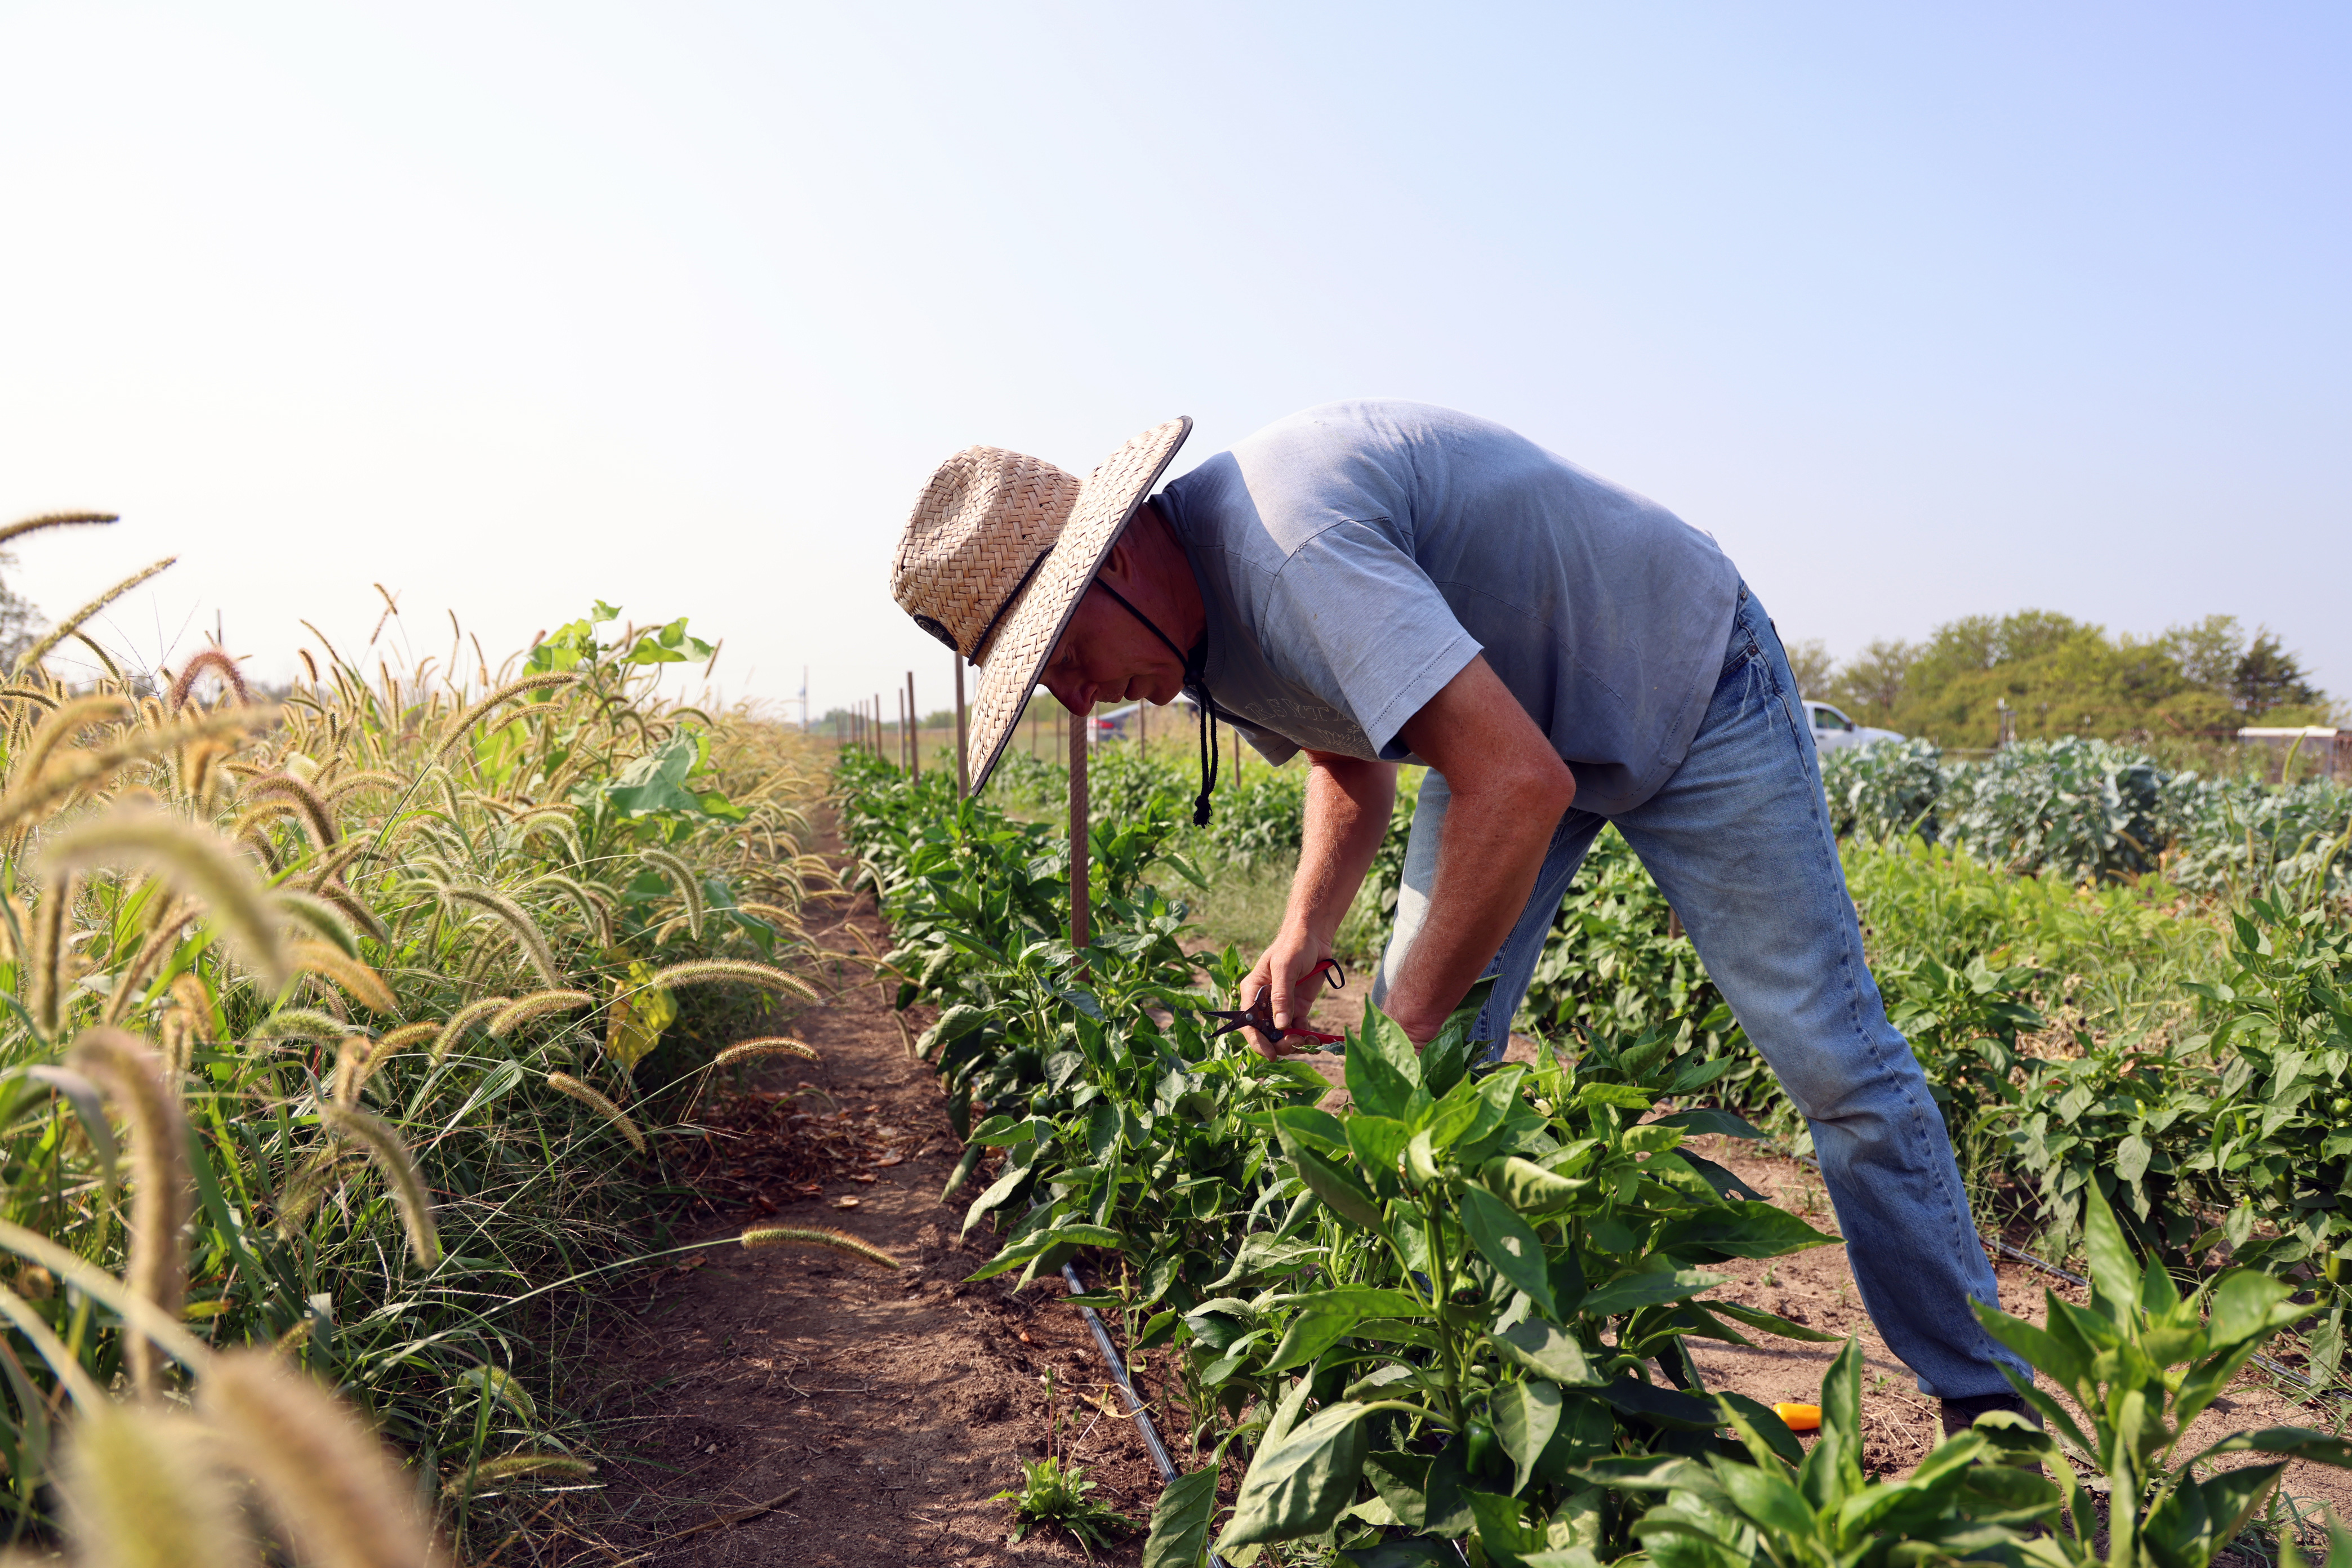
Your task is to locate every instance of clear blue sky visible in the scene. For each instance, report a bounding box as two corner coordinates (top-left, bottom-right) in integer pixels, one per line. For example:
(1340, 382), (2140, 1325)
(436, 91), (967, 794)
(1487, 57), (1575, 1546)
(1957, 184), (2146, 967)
(1, 2), (2343, 716)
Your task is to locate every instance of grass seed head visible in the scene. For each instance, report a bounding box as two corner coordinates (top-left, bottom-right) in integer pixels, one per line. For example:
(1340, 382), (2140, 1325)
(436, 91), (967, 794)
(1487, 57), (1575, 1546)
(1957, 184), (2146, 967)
(487, 990), (593, 1037)
(712, 1037), (820, 1067)
(638, 848), (706, 938)
(199, 1349), (452, 1568)
(166, 648), (252, 712)
(544, 1072), (647, 1154)
(429, 995), (513, 1064)
(39, 800), (291, 988)
(449, 1453), (596, 1498)
(65, 1029), (193, 1397)
(643, 958), (818, 1003)
(291, 940), (397, 1014)
(17, 693), (132, 786)
(62, 1405), (247, 1568)
(11, 555), (176, 678)
(317, 1104), (442, 1268)
(441, 885), (562, 988)
(431, 672), (579, 764)
(739, 1224), (898, 1270)
(244, 770), (338, 848)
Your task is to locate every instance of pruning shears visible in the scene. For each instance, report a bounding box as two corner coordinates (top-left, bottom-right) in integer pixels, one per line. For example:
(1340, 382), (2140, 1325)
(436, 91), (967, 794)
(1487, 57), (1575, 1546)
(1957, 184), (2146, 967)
(1201, 958), (1349, 1049)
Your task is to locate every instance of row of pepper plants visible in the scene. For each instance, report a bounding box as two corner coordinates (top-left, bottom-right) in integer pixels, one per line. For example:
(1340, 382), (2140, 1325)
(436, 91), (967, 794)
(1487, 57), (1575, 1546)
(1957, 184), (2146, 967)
(840, 750), (2352, 1568)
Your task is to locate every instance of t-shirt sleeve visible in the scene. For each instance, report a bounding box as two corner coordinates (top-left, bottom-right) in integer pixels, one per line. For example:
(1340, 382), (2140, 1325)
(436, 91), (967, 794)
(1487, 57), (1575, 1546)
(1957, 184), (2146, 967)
(1259, 520), (1483, 758)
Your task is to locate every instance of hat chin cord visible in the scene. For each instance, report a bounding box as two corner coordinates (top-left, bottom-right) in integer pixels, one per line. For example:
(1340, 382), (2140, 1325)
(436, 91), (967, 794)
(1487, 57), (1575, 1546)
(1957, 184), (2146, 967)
(1090, 580), (1222, 827)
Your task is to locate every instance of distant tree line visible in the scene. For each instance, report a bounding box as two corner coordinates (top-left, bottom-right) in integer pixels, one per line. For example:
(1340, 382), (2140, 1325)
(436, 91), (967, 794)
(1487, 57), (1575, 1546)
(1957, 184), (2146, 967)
(1784, 612), (2330, 749)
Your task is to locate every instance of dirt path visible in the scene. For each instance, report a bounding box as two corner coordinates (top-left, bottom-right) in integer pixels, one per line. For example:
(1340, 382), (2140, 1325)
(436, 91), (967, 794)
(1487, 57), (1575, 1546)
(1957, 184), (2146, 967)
(556, 838), (2350, 1563)
(562, 827), (1159, 1566)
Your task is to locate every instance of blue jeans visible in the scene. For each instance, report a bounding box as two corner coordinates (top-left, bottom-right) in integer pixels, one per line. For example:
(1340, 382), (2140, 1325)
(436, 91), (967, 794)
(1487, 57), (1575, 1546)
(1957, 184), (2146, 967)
(1371, 586), (2024, 1400)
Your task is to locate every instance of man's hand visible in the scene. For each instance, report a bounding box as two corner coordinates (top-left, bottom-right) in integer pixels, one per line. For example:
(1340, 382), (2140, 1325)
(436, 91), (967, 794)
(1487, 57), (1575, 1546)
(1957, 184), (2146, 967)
(1238, 929), (1339, 1058)
(1239, 751), (1396, 1058)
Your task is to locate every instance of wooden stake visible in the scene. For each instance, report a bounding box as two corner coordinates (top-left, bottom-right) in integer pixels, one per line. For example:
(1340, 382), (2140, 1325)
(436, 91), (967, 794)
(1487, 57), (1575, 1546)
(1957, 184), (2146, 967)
(952, 656), (969, 797)
(1068, 704), (1089, 959)
(906, 670), (919, 782)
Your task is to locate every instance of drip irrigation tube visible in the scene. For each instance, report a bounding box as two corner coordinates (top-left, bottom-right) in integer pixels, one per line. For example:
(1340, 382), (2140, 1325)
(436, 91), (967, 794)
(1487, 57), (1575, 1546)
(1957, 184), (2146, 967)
(1061, 1263), (1232, 1568)
(1778, 1147), (2347, 1401)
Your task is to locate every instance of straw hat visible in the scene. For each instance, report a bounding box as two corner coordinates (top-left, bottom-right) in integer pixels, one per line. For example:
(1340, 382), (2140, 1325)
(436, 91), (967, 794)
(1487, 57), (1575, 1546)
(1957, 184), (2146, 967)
(891, 416), (1192, 792)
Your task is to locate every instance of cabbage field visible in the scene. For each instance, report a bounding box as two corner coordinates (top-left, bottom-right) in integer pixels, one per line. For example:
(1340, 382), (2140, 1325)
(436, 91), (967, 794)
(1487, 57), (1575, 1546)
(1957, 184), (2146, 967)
(845, 730), (2352, 1566)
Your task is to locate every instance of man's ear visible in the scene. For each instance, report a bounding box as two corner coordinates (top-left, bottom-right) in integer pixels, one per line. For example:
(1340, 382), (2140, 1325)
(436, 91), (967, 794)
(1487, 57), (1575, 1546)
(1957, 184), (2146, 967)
(1099, 538), (1133, 586)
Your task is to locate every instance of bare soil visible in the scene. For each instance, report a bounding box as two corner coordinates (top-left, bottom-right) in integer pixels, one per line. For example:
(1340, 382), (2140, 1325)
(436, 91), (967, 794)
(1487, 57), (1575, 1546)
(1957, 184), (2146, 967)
(543, 828), (2352, 1564)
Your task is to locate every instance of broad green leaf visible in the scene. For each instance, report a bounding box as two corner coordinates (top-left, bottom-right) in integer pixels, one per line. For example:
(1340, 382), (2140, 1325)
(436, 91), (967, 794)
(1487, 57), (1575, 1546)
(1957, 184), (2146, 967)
(1818, 1338), (1866, 1493)
(2207, 1267), (2298, 1349)
(1348, 1115), (1413, 1187)
(1650, 1201), (1840, 1260)
(1459, 1187), (1555, 1317)
(1420, 1074), (1487, 1148)
(1362, 1446), (1474, 1537)
(2189, 1427), (2352, 1469)
(1268, 1286), (1428, 1320)
(1591, 1376), (1719, 1431)
(2080, 1181), (2138, 1311)
(1575, 1267), (1723, 1317)
(1347, 1004), (1421, 1119)
(1714, 1392), (1803, 1465)
(1488, 1319), (1598, 1385)
(1141, 1465), (1219, 1568)
(1282, 1137), (1391, 1239)
(1265, 1308), (1361, 1373)
(1650, 1107), (1763, 1141)
(1700, 1299), (1839, 1343)
(1269, 1105), (1350, 1158)
(1480, 1155), (1593, 1215)
(1218, 1400), (1376, 1549)
(1493, 1379), (1562, 1494)
(1711, 1455), (1815, 1539)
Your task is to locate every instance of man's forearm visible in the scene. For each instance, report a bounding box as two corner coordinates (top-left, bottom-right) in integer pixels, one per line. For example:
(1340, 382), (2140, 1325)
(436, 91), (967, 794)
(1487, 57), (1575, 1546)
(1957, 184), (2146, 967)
(1380, 771), (1565, 1041)
(1280, 754), (1396, 948)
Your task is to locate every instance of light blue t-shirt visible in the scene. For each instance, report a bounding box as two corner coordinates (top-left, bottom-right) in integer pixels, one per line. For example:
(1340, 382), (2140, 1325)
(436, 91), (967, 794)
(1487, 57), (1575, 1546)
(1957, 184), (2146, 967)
(1154, 401), (1741, 817)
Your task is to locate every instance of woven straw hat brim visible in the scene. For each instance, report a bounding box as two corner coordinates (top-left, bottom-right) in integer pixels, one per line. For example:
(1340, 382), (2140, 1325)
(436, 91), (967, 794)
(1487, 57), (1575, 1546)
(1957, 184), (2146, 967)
(965, 416), (1192, 793)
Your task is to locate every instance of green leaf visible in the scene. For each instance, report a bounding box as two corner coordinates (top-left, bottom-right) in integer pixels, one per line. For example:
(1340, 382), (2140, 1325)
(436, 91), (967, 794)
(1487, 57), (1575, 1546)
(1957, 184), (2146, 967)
(1267, 1286), (1428, 1320)
(1217, 1399), (1376, 1549)
(1363, 1445), (1474, 1537)
(1265, 1309), (1361, 1374)
(1480, 1155), (1593, 1215)
(1701, 1299), (1839, 1343)
(1650, 1202), (1840, 1260)
(2206, 1267), (2298, 1349)
(1141, 1465), (1219, 1568)
(1347, 1003), (1420, 1119)
(1493, 1379), (1562, 1495)
(1282, 1137), (1391, 1239)
(1268, 1105), (1350, 1158)
(1711, 1455), (1815, 1540)
(1575, 1266), (1724, 1317)
(2190, 1427), (2352, 1469)
(1488, 1319), (1598, 1385)
(1591, 1376), (1720, 1431)
(1348, 1115), (1413, 1187)
(1459, 1187), (1555, 1317)
(2080, 1181), (2139, 1311)
(1650, 1107), (1764, 1141)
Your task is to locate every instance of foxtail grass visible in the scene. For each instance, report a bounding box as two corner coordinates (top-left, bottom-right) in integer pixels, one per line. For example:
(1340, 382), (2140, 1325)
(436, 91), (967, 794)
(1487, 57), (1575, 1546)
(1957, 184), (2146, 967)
(317, 1106), (442, 1267)
(431, 672), (578, 763)
(61, 1405), (247, 1568)
(166, 648), (252, 711)
(0, 510), (115, 547)
(0, 705), (273, 831)
(199, 1350), (453, 1568)
(440, 886), (562, 988)
(739, 1224), (898, 1269)
(638, 848), (705, 937)
(65, 1030), (191, 1399)
(16, 692), (132, 784)
(430, 995), (513, 1064)
(487, 990), (593, 1037)
(544, 1073), (647, 1154)
(12, 556), (176, 676)
(712, 1037), (820, 1067)
(643, 958), (819, 1003)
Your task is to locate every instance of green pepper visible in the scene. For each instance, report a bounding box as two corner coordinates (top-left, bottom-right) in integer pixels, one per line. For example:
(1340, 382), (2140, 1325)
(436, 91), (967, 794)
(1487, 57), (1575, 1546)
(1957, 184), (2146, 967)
(1464, 1417), (1501, 1481)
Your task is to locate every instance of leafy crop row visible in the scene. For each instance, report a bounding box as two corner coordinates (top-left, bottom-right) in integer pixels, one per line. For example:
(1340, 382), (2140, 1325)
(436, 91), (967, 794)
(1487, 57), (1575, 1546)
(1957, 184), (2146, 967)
(845, 752), (2352, 1566)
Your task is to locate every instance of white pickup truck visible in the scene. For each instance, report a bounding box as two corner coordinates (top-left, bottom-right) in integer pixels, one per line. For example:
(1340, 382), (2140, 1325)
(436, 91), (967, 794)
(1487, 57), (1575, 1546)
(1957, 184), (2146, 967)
(1802, 698), (1904, 753)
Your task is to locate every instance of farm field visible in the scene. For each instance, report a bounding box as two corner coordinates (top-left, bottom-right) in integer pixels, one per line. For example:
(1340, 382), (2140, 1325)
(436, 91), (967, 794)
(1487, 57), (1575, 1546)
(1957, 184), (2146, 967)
(828, 735), (2352, 1566)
